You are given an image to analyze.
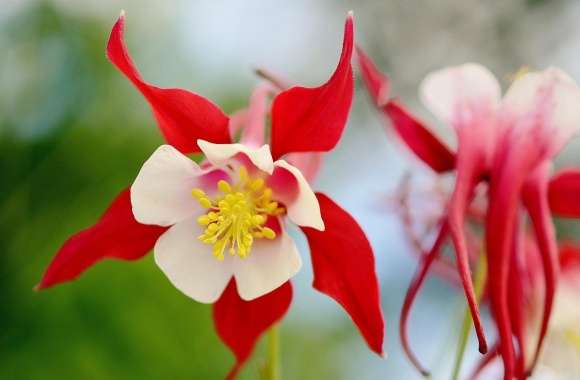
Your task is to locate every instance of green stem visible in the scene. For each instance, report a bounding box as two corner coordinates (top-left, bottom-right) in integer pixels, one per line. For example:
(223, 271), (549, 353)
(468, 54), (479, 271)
(451, 254), (487, 380)
(264, 324), (281, 380)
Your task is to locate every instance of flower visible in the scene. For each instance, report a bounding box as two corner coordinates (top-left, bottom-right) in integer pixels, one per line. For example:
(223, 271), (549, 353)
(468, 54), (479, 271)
(37, 11), (384, 379)
(358, 48), (580, 379)
(390, 173), (580, 379)
(133, 140), (322, 303)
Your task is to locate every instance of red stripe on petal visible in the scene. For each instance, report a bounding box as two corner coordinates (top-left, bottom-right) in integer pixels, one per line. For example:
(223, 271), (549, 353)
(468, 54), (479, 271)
(107, 13), (231, 153)
(355, 47), (456, 173)
(301, 193), (384, 355)
(270, 14), (354, 159)
(213, 280), (292, 380)
(548, 168), (580, 217)
(37, 188), (166, 290)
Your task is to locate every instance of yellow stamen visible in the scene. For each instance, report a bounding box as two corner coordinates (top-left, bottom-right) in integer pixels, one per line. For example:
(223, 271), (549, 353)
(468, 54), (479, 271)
(191, 166), (285, 260)
(191, 189), (206, 198)
(217, 180), (232, 193)
(262, 227), (276, 240)
(197, 215), (211, 225)
(508, 66), (531, 83)
(565, 328), (580, 353)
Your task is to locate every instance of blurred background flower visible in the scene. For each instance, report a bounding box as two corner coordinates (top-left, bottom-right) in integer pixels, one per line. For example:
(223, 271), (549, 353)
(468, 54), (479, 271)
(1, 0), (580, 379)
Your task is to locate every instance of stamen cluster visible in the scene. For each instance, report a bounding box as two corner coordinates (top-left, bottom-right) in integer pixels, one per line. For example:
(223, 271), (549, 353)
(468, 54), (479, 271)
(191, 166), (284, 260)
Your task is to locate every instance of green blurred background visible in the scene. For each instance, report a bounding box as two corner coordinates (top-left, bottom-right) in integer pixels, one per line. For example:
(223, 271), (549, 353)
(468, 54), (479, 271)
(2, 0), (579, 379)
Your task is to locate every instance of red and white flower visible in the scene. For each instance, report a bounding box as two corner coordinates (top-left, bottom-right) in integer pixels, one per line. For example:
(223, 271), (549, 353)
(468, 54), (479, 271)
(358, 48), (580, 379)
(389, 173), (580, 379)
(38, 12), (384, 379)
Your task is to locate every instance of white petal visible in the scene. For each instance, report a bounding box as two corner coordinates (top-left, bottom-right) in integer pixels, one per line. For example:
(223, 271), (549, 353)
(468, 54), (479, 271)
(273, 160), (324, 231)
(233, 231), (302, 300)
(154, 218), (233, 303)
(420, 63), (501, 129)
(131, 145), (205, 226)
(197, 139), (274, 174)
(502, 68), (580, 152)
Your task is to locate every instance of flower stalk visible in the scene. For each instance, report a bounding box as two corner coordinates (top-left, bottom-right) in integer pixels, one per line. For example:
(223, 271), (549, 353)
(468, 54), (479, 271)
(262, 324), (281, 380)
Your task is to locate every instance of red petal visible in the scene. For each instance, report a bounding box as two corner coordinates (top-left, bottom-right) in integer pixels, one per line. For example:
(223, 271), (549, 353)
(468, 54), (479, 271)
(523, 170), (559, 376)
(300, 193), (384, 355)
(269, 13), (354, 159)
(107, 12), (231, 153)
(400, 222), (449, 377)
(213, 280), (292, 380)
(548, 168), (580, 217)
(559, 242), (580, 271)
(37, 188), (167, 290)
(385, 101), (456, 173)
(356, 47), (456, 173)
(355, 46), (389, 104)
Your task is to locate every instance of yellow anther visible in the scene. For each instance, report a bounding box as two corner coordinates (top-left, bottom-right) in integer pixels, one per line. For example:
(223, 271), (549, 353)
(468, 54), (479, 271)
(218, 180), (232, 193)
(261, 188), (272, 200)
(266, 201), (279, 212)
(508, 66), (531, 83)
(192, 166), (284, 260)
(198, 197), (212, 208)
(191, 189), (206, 198)
(565, 329), (580, 351)
(262, 227), (276, 240)
(197, 215), (211, 225)
(239, 166), (249, 182)
(252, 215), (265, 225)
(250, 178), (265, 191)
